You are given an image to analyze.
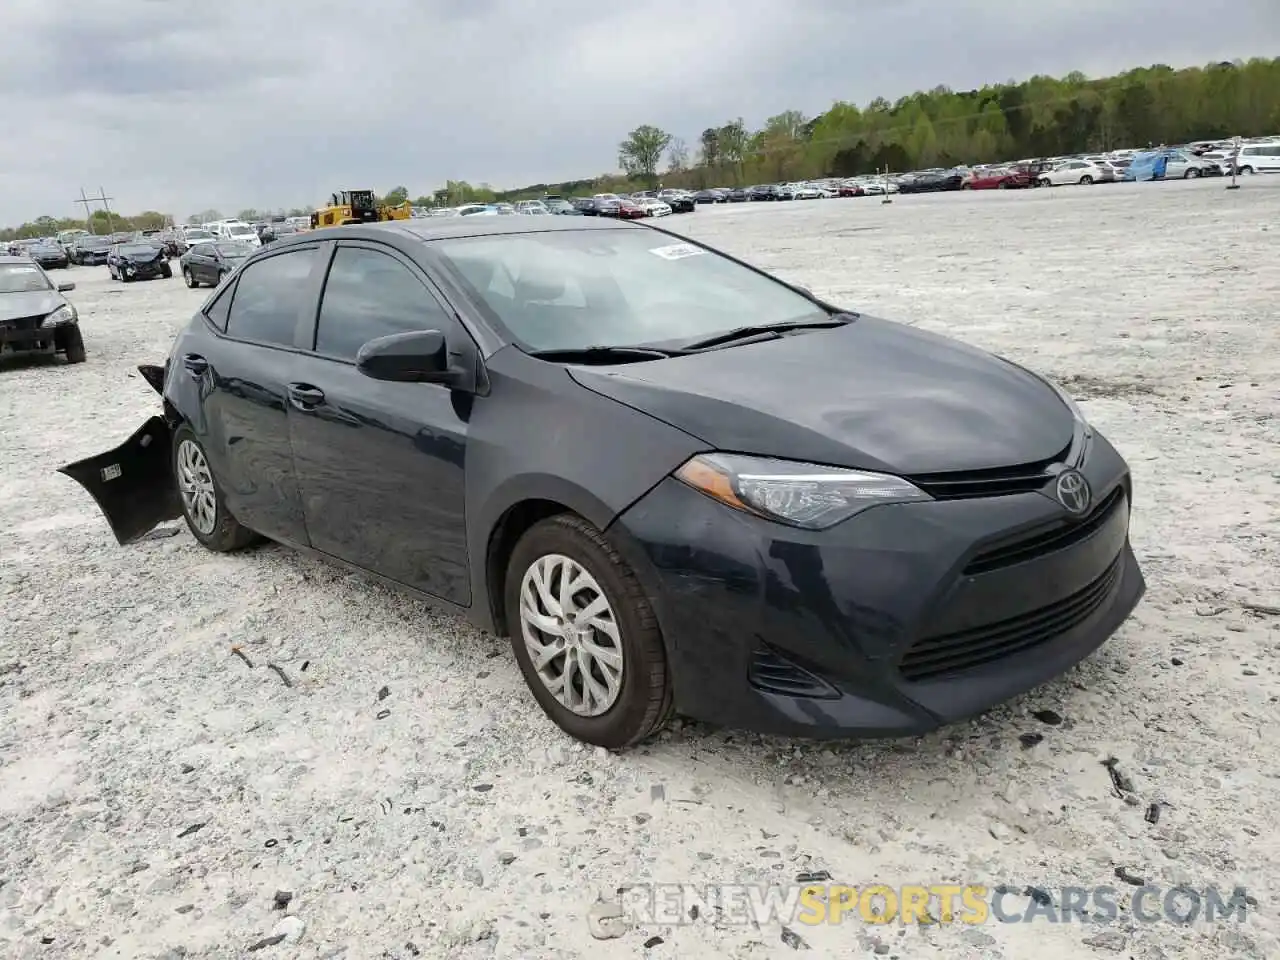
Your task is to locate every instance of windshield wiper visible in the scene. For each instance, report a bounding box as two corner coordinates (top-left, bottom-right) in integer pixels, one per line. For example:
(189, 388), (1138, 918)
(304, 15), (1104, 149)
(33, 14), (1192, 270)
(676, 313), (856, 352)
(524, 345), (684, 364)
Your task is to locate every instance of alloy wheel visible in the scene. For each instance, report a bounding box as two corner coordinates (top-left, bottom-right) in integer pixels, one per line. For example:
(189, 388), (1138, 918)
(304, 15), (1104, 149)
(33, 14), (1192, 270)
(518, 553), (623, 717)
(176, 439), (217, 535)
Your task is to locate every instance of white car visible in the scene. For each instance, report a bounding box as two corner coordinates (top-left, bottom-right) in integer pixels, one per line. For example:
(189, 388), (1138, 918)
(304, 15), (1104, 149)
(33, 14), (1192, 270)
(789, 183), (823, 199)
(514, 200), (550, 215)
(633, 198), (672, 217)
(1038, 160), (1105, 186)
(220, 222), (262, 247)
(1232, 141), (1280, 174)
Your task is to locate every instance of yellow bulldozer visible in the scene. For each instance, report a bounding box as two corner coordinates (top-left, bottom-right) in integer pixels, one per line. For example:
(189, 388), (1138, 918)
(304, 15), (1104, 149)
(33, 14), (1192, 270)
(310, 190), (413, 229)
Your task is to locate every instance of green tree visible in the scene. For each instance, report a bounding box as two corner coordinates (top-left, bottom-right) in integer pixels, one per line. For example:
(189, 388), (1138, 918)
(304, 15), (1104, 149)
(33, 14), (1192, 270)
(666, 137), (689, 173)
(618, 125), (673, 185)
(383, 186), (409, 206)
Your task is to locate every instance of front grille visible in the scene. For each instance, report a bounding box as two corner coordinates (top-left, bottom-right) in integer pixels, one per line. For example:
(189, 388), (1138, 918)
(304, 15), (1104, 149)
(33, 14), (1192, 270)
(748, 646), (839, 699)
(1, 314), (43, 333)
(908, 442), (1072, 500)
(899, 552), (1123, 682)
(964, 487), (1125, 576)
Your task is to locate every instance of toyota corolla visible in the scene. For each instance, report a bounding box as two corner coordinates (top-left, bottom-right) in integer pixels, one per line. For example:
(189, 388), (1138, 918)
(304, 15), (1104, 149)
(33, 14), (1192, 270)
(58, 217), (1145, 748)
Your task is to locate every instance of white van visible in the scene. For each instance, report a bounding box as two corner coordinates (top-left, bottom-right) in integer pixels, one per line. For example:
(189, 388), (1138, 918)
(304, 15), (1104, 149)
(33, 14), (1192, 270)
(209, 220), (262, 247)
(1233, 141), (1280, 174)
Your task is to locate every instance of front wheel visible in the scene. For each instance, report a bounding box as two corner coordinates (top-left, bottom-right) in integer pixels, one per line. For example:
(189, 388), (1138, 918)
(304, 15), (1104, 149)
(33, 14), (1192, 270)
(1079, 175), (1094, 185)
(61, 326), (86, 364)
(1238, 166), (1254, 175)
(505, 514), (672, 748)
(1039, 177), (1052, 187)
(1184, 168), (1199, 179)
(183, 267), (198, 288)
(172, 425), (259, 552)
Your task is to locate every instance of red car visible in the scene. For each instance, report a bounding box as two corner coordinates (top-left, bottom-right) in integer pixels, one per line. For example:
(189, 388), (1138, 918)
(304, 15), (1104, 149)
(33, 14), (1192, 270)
(963, 166), (1037, 190)
(837, 183), (865, 197)
(614, 199), (648, 220)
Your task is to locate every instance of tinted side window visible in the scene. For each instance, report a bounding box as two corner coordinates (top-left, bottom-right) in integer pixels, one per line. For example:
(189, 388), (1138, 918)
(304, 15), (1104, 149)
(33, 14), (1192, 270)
(314, 247), (453, 361)
(205, 285), (232, 332)
(225, 249), (316, 347)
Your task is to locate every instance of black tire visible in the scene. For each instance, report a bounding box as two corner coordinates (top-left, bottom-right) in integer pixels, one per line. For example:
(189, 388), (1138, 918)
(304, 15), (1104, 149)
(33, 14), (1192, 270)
(1239, 166), (1253, 175)
(161, 265), (173, 279)
(183, 267), (198, 288)
(171, 424), (259, 552)
(505, 513), (673, 749)
(121, 268), (133, 283)
(61, 326), (86, 364)
(1079, 175), (1094, 185)
(1039, 177), (1052, 187)
(1184, 168), (1199, 179)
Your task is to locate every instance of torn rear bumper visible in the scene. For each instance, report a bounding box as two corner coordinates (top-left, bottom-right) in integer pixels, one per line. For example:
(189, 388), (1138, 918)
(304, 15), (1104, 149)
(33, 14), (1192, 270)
(58, 416), (183, 544)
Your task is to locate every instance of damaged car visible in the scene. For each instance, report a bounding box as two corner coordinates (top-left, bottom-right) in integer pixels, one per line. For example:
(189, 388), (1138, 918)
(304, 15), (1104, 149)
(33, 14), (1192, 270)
(1, 257), (84, 363)
(59, 217), (1145, 749)
(108, 242), (173, 282)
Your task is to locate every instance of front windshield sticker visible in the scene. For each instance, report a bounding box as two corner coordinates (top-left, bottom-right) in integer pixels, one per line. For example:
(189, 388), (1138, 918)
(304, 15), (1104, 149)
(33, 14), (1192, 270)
(649, 242), (705, 261)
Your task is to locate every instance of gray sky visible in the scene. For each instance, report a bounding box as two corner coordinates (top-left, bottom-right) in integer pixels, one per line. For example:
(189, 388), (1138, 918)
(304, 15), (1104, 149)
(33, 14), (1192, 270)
(3, 0), (1277, 223)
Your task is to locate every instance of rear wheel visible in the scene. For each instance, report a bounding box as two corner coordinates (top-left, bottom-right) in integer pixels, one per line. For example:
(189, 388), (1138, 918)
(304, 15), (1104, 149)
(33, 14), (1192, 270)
(1079, 175), (1094, 185)
(1239, 166), (1254, 175)
(1184, 168), (1199, 179)
(505, 514), (672, 748)
(1039, 177), (1052, 187)
(172, 425), (259, 552)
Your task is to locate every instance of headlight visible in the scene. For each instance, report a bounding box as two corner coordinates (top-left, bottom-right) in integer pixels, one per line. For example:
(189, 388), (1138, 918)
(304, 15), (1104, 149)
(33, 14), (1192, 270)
(674, 453), (932, 530)
(41, 305), (76, 328)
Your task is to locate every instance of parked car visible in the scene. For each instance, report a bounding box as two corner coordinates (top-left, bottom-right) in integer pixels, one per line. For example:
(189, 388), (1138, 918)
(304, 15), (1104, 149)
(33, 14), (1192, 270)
(70, 235), (112, 265)
(1232, 140), (1280, 174)
(1038, 160), (1105, 186)
(632, 197), (673, 217)
(962, 166), (1036, 190)
(748, 185), (779, 201)
(514, 200), (551, 215)
(180, 241), (254, 288)
(1156, 150), (1215, 179)
(108, 242), (173, 282)
(693, 189), (724, 204)
(59, 216), (1145, 749)
(726, 187), (749, 202)
(26, 241), (70, 269)
(570, 198), (598, 216)
(0, 256), (84, 363)
(898, 170), (966, 193)
(657, 189), (696, 213)
(543, 199), (582, 215)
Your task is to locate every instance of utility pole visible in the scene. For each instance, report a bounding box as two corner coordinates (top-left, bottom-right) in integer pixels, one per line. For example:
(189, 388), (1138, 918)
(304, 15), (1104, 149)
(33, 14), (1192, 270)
(74, 187), (115, 234)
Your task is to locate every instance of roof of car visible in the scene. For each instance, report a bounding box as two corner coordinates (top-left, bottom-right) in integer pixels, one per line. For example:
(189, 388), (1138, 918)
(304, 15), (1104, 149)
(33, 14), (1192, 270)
(304, 215), (647, 245)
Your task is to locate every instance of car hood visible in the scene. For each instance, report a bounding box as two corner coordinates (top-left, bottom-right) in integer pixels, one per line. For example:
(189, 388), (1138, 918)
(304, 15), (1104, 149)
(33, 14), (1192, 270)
(121, 249), (161, 261)
(0, 290), (64, 322)
(568, 316), (1075, 476)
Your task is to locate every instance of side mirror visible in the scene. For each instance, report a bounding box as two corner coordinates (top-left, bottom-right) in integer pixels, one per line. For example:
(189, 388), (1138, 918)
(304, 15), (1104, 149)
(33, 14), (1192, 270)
(356, 330), (453, 384)
(57, 282), (76, 292)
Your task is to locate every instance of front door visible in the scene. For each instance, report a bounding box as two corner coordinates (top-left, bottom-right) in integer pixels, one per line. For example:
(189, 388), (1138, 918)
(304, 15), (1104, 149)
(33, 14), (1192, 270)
(287, 242), (471, 604)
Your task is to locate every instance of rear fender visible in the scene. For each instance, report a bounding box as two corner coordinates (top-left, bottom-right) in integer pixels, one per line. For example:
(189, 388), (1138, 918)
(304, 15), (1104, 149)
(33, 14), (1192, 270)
(58, 416), (182, 544)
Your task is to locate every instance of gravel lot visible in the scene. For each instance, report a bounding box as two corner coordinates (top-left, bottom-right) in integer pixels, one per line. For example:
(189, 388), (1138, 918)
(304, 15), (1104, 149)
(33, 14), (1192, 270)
(2, 178), (1278, 960)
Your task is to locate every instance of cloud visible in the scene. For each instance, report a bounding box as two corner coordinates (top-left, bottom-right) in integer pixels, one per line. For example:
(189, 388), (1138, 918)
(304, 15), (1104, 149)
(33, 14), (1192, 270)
(1, 0), (1276, 222)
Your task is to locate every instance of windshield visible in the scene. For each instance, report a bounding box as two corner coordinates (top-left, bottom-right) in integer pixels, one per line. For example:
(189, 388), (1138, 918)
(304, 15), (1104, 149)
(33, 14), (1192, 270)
(435, 228), (826, 353)
(228, 225), (254, 236)
(80, 237), (111, 249)
(215, 242), (253, 258)
(0, 263), (52, 294)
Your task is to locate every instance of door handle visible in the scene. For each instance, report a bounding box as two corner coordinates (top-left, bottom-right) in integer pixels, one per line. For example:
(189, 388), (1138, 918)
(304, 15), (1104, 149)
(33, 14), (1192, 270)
(182, 354), (208, 377)
(287, 383), (325, 408)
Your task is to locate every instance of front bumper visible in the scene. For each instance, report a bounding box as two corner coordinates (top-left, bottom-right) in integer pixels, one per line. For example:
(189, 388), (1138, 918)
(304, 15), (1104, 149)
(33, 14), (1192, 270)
(1, 320), (61, 355)
(121, 260), (169, 279)
(613, 433), (1146, 738)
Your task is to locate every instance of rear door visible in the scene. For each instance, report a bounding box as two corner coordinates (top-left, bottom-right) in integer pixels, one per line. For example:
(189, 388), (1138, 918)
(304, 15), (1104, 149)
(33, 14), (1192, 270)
(179, 243), (326, 546)
(286, 240), (473, 605)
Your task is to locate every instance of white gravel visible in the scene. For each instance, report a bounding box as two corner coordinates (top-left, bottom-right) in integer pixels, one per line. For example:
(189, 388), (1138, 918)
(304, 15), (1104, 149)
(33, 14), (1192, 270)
(2, 178), (1278, 960)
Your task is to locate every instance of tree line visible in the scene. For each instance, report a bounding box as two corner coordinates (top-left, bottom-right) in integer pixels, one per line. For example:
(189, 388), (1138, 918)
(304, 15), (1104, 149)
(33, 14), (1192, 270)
(4, 57), (1277, 239)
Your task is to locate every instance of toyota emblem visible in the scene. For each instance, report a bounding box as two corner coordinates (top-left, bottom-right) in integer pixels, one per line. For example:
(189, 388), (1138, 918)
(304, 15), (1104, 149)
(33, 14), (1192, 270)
(1055, 469), (1091, 515)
